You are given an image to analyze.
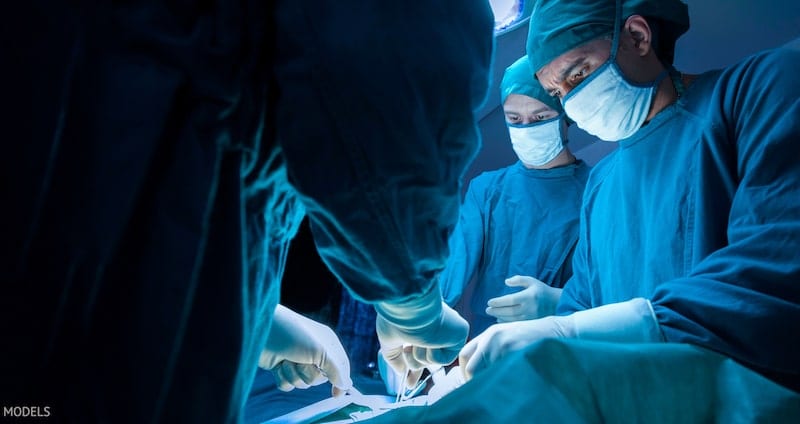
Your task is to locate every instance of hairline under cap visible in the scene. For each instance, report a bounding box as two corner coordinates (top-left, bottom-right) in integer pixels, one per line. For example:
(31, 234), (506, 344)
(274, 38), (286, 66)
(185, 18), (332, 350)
(530, 23), (613, 75)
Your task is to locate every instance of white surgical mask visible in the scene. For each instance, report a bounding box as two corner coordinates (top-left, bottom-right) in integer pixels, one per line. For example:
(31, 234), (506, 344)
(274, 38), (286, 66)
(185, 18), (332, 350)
(562, 61), (667, 141)
(508, 116), (566, 167)
(561, 21), (668, 142)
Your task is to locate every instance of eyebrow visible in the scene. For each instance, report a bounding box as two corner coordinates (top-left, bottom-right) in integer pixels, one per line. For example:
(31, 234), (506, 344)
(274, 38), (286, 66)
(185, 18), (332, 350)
(558, 57), (588, 84)
(530, 106), (551, 116)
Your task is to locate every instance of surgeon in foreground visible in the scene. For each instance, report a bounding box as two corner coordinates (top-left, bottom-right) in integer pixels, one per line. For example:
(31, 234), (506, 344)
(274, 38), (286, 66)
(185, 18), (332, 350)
(460, 0), (800, 394)
(1, 2), (493, 422)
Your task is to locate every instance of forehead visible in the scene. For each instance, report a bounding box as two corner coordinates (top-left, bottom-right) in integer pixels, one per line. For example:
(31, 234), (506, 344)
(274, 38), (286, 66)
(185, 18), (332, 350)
(503, 94), (551, 112)
(535, 38), (612, 84)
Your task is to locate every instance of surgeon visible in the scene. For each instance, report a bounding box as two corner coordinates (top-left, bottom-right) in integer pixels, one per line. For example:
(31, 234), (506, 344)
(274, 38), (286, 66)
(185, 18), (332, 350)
(1, 2), (493, 422)
(441, 55), (591, 338)
(460, 0), (800, 394)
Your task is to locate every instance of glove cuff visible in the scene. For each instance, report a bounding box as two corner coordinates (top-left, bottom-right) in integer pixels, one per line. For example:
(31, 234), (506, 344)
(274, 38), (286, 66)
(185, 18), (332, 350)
(571, 298), (664, 343)
(375, 284), (443, 330)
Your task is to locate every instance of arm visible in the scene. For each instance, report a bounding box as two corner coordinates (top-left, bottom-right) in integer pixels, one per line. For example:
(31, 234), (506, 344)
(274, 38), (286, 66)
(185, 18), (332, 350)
(556, 185), (596, 315)
(440, 181), (486, 307)
(651, 49), (800, 386)
(273, 1), (494, 378)
(275, 1), (493, 305)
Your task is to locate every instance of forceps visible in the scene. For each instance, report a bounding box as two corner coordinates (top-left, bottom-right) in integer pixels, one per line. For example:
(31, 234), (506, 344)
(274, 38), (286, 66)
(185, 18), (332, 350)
(395, 366), (442, 403)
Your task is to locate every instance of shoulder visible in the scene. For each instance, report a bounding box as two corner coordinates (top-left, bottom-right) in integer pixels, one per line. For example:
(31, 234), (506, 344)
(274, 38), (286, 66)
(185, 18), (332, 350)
(722, 47), (800, 93)
(585, 151), (617, 185)
(466, 164), (515, 196)
(470, 164), (515, 186)
(690, 47), (800, 108)
(574, 160), (593, 183)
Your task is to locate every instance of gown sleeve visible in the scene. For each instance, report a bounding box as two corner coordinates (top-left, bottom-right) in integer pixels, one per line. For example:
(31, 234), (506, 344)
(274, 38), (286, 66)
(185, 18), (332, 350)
(556, 181), (597, 315)
(651, 47), (800, 387)
(441, 179), (487, 307)
(274, 2), (494, 304)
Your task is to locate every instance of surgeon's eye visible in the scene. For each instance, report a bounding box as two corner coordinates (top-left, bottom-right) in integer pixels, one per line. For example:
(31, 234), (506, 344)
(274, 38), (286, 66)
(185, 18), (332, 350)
(569, 68), (588, 85)
(506, 114), (520, 123)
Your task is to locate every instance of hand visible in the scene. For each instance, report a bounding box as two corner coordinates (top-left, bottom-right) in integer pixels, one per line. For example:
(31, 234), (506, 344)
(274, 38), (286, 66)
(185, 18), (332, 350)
(376, 350), (424, 395)
(376, 302), (468, 388)
(486, 275), (562, 322)
(427, 365), (464, 403)
(459, 298), (663, 381)
(259, 305), (352, 396)
(458, 315), (574, 381)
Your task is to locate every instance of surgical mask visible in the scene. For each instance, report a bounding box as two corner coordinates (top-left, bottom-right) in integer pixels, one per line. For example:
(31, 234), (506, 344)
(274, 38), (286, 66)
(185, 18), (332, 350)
(561, 32), (668, 142)
(508, 116), (566, 167)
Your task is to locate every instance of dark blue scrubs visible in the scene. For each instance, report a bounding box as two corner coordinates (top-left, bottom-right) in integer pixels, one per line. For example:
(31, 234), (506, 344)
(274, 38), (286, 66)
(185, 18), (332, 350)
(1, 1), (493, 421)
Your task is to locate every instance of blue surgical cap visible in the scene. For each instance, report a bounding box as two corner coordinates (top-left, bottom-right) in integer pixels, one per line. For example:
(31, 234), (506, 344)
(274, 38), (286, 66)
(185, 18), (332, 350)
(500, 56), (563, 113)
(526, 0), (690, 74)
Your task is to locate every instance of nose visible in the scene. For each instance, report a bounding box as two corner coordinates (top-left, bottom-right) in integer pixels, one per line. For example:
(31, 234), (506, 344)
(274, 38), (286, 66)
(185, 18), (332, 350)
(556, 81), (574, 100)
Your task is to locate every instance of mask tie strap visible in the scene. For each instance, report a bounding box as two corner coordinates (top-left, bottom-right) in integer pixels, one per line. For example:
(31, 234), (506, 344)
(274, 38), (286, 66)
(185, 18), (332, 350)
(610, 0), (623, 61)
(667, 66), (685, 99)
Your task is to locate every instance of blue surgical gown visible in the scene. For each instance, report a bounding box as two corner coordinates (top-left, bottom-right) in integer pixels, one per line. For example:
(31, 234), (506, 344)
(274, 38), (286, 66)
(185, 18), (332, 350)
(558, 46), (800, 392)
(442, 160), (590, 337)
(0, 2), (493, 422)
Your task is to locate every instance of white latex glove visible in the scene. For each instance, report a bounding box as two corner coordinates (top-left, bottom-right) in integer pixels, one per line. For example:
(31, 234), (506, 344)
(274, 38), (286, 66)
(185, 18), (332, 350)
(375, 285), (469, 388)
(427, 366), (464, 404)
(259, 305), (352, 396)
(485, 275), (562, 322)
(376, 351), (423, 395)
(459, 298), (662, 381)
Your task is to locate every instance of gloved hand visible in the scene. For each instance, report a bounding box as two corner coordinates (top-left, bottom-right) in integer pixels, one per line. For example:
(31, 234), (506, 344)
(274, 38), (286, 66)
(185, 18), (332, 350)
(485, 275), (562, 322)
(427, 366), (464, 404)
(459, 298), (663, 381)
(259, 305), (353, 396)
(376, 350), (423, 396)
(375, 284), (469, 389)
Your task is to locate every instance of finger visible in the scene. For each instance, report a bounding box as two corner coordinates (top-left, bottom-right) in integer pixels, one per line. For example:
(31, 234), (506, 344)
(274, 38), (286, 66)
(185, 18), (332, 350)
(426, 345), (461, 366)
(406, 368), (424, 389)
(408, 344), (458, 370)
(258, 349), (281, 371)
(331, 386), (346, 397)
(403, 345), (427, 371)
(380, 346), (407, 378)
(272, 362), (298, 392)
(317, 348), (353, 392)
(462, 341), (488, 382)
(295, 363), (327, 387)
(485, 304), (522, 319)
(486, 291), (523, 308)
(280, 362), (312, 389)
(457, 340), (478, 381)
(504, 275), (533, 288)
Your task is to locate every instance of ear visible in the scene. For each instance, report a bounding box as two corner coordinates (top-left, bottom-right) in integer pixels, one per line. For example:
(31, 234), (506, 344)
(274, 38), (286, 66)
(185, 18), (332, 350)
(622, 15), (653, 57)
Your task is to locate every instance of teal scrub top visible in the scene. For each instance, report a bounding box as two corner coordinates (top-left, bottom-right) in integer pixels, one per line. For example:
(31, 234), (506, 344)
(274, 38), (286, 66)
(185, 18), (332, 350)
(558, 46), (800, 392)
(442, 160), (590, 337)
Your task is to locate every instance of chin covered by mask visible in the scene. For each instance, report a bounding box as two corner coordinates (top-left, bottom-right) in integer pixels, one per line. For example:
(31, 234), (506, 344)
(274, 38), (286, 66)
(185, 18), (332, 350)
(508, 115), (567, 166)
(561, 55), (668, 142)
(558, 0), (671, 142)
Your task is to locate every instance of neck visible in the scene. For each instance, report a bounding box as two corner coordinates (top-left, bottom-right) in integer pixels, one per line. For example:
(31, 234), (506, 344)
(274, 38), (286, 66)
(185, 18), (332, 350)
(645, 67), (681, 123)
(523, 148), (576, 170)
